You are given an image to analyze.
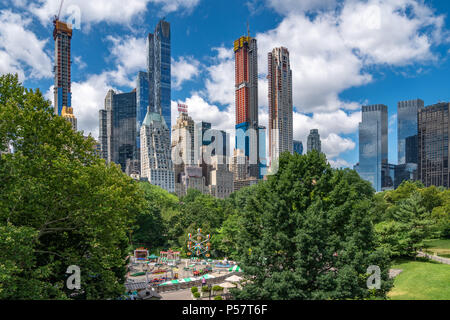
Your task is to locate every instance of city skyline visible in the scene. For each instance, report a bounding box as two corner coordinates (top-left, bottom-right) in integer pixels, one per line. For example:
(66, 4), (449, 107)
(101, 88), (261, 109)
(1, 0), (450, 169)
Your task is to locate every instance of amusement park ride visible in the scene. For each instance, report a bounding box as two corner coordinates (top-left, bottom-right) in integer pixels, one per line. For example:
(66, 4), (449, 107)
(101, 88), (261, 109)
(187, 229), (212, 258)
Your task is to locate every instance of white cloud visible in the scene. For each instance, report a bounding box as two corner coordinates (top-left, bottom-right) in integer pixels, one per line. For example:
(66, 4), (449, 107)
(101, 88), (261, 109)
(172, 56), (201, 90)
(339, 0), (444, 65)
(204, 47), (235, 106)
(328, 158), (352, 169)
(106, 35), (147, 75)
(0, 10), (52, 81)
(322, 133), (356, 159)
(26, 0), (200, 27)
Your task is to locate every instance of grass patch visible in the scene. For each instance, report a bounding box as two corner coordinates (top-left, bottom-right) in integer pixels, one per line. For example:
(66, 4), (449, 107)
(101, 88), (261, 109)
(423, 239), (450, 258)
(388, 258), (450, 300)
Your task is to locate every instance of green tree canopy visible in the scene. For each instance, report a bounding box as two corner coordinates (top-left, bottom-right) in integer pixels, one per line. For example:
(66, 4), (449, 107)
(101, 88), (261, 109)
(232, 151), (392, 300)
(0, 74), (145, 299)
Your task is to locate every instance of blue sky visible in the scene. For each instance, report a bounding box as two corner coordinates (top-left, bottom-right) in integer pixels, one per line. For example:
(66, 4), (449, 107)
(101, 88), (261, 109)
(1, 0), (449, 168)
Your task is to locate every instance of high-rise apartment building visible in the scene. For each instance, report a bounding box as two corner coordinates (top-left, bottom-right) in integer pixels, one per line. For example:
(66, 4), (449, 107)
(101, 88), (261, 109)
(293, 140), (303, 155)
(307, 129), (322, 153)
(140, 111), (174, 193)
(358, 105), (388, 192)
(53, 19), (72, 116)
(268, 47), (293, 167)
(418, 102), (450, 188)
(234, 34), (260, 179)
(100, 89), (137, 171)
(148, 20), (171, 139)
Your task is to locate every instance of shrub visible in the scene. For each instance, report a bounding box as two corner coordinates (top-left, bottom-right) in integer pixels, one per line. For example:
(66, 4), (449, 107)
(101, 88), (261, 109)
(214, 296), (223, 300)
(212, 286), (223, 292)
(193, 292), (201, 299)
(201, 286), (210, 293)
(191, 287), (198, 294)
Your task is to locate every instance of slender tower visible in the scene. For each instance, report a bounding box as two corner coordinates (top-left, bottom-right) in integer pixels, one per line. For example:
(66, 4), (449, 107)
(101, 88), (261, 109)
(234, 30), (259, 178)
(53, 16), (73, 117)
(268, 47), (293, 167)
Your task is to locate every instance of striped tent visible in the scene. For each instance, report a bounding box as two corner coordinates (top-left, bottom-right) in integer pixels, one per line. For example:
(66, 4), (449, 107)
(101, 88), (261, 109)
(159, 279), (179, 286)
(180, 277), (198, 283)
(228, 265), (242, 272)
(199, 274), (215, 280)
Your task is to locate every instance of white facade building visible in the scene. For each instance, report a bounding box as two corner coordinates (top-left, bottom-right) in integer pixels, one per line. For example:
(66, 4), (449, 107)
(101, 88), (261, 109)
(140, 111), (174, 193)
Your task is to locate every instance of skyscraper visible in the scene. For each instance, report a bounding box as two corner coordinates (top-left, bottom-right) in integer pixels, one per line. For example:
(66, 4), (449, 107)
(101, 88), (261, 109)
(234, 33), (259, 178)
(136, 71), (149, 156)
(418, 102), (450, 188)
(194, 121), (212, 165)
(140, 110), (174, 193)
(398, 99), (424, 164)
(293, 140), (303, 155)
(100, 89), (137, 171)
(358, 105), (388, 192)
(307, 129), (322, 153)
(172, 112), (196, 197)
(53, 19), (73, 116)
(99, 109), (108, 161)
(268, 47), (293, 167)
(148, 20), (171, 138)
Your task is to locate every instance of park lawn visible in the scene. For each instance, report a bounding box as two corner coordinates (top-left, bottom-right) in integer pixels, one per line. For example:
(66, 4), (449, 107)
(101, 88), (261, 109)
(423, 239), (450, 258)
(388, 258), (450, 300)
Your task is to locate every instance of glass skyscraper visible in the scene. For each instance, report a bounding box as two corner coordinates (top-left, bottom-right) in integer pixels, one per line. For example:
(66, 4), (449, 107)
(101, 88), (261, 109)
(100, 89), (137, 172)
(148, 20), (171, 138)
(358, 104), (388, 192)
(293, 140), (303, 155)
(398, 99), (424, 164)
(136, 71), (149, 155)
(418, 102), (450, 188)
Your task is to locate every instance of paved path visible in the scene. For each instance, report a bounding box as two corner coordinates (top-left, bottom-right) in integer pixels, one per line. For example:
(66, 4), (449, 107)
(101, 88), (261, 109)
(160, 289), (192, 300)
(417, 251), (450, 265)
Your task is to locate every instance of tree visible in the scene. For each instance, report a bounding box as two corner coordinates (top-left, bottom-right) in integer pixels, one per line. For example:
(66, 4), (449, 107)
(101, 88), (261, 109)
(232, 151), (392, 300)
(0, 74), (145, 299)
(375, 192), (434, 258)
(132, 182), (178, 250)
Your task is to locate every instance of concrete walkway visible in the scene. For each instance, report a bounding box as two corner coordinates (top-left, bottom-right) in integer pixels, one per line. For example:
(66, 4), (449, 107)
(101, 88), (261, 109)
(160, 289), (192, 300)
(417, 251), (450, 265)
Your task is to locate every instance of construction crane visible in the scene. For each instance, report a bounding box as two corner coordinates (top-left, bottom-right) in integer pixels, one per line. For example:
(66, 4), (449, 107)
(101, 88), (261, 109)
(53, 0), (65, 24)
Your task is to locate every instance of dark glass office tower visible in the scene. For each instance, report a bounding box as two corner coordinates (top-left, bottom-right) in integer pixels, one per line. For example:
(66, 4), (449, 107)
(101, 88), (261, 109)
(113, 91), (137, 171)
(418, 102), (450, 188)
(398, 99), (424, 164)
(359, 104), (388, 192)
(100, 89), (137, 172)
(148, 20), (171, 138)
